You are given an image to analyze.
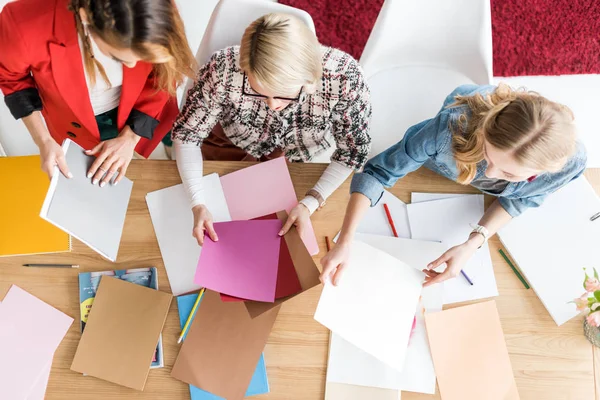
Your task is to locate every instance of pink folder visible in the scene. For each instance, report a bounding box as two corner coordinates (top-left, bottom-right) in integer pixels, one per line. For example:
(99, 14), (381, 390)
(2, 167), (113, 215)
(220, 157), (319, 255)
(195, 220), (282, 302)
(0, 286), (73, 400)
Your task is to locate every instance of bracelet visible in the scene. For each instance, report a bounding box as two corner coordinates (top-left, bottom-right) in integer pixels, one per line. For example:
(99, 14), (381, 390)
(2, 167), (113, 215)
(305, 189), (326, 211)
(469, 224), (489, 249)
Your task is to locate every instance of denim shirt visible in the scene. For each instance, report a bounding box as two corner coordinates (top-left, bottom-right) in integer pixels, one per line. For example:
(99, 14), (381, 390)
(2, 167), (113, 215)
(351, 84), (587, 217)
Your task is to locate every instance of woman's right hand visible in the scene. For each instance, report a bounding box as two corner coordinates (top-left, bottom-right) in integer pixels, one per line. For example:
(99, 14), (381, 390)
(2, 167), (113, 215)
(192, 204), (217, 246)
(320, 241), (351, 285)
(39, 139), (72, 179)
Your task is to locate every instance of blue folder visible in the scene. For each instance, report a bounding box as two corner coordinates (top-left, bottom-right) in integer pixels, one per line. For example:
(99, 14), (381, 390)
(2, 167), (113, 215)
(176, 293), (270, 399)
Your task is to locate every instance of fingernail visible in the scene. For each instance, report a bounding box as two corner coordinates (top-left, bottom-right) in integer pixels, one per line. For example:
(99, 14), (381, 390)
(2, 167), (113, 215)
(87, 173), (92, 178)
(68, 173), (73, 179)
(85, 149), (91, 153)
(92, 179), (98, 184)
(113, 180), (118, 186)
(100, 182), (106, 188)
(278, 230), (284, 236)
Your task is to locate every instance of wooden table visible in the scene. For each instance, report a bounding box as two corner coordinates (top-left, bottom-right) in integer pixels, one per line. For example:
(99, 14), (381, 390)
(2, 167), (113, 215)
(1, 161), (598, 400)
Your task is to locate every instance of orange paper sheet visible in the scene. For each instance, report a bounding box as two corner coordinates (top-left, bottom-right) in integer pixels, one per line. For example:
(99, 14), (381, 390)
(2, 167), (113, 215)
(0, 156), (70, 256)
(425, 300), (519, 400)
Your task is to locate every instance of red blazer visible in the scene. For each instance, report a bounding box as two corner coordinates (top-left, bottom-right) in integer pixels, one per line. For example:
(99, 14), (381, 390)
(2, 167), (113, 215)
(0, 0), (179, 158)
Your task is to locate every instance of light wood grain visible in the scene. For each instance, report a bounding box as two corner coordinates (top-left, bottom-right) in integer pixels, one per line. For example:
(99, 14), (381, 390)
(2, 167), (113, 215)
(0, 161), (597, 400)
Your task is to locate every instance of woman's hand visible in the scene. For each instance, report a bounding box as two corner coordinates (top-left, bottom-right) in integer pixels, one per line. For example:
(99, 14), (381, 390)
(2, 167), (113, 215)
(86, 126), (140, 187)
(39, 138), (72, 179)
(279, 203), (311, 238)
(320, 241), (350, 285)
(422, 234), (482, 286)
(192, 204), (217, 246)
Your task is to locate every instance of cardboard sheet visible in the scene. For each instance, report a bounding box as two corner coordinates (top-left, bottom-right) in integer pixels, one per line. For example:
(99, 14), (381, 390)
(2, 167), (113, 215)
(146, 174), (232, 296)
(195, 220), (282, 302)
(425, 300), (519, 400)
(220, 157), (319, 255)
(70, 277), (172, 390)
(171, 290), (280, 400)
(314, 240), (424, 372)
(0, 286), (72, 400)
(244, 211), (321, 318)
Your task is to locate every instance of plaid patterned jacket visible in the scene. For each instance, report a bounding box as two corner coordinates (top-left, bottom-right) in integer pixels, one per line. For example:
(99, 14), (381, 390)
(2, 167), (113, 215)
(172, 46), (372, 170)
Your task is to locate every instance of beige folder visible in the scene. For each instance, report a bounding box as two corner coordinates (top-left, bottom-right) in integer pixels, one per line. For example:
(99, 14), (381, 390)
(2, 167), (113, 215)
(425, 300), (519, 400)
(70, 276), (172, 390)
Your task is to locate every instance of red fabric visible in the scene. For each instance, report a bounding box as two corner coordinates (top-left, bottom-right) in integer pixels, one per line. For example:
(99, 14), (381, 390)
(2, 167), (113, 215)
(282, 0), (600, 77)
(279, 0), (384, 61)
(0, 0), (177, 158)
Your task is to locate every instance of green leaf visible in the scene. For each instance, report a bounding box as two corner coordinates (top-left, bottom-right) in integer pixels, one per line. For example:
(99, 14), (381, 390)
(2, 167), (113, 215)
(594, 291), (600, 302)
(595, 268), (599, 280)
(584, 274), (589, 290)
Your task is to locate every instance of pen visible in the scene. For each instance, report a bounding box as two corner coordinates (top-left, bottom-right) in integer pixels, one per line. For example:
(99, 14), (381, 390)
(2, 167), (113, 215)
(325, 236), (332, 252)
(591, 212), (600, 222)
(23, 264), (79, 268)
(383, 203), (399, 238)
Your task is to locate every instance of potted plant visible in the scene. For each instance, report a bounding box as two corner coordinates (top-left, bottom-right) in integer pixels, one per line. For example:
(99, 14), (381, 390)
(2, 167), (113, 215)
(572, 268), (600, 346)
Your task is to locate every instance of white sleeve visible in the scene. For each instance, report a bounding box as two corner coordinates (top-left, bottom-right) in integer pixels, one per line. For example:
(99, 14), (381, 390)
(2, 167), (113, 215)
(174, 139), (205, 208)
(299, 161), (353, 214)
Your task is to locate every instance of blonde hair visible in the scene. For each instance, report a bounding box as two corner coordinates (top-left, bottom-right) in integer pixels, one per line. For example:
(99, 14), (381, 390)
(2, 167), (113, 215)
(70, 0), (196, 96)
(239, 13), (322, 96)
(451, 83), (577, 184)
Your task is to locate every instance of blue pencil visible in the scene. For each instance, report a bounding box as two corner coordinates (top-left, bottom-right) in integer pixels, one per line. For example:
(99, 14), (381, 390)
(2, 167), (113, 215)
(460, 270), (474, 285)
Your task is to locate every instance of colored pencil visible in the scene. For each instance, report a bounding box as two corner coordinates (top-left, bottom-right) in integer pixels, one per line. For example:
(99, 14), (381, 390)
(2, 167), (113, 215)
(177, 288), (205, 344)
(383, 203), (399, 238)
(499, 249), (530, 289)
(23, 263), (79, 268)
(325, 236), (332, 252)
(460, 270), (474, 285)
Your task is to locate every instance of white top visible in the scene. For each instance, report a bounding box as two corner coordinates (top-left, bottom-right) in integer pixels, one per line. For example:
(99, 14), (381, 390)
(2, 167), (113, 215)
(173, 140), (353, 214)
(78, 33), (123, 115)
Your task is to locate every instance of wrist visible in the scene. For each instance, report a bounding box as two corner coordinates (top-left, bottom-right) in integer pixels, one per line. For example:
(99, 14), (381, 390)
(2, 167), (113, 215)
(466, 232), (485, 249)
(121, 126), (142, 145)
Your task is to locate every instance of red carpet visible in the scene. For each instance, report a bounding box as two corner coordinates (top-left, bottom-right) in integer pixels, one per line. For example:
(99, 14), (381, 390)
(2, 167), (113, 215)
(281, 0), (600, 77)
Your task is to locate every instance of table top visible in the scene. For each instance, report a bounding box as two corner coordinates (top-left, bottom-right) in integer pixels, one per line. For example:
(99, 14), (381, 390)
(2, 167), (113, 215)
(1, 161), (598, 400)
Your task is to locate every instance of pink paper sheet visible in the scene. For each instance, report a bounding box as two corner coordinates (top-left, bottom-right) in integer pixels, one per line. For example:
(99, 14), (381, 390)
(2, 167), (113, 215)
(0, 286), (73, 400)
(194, 220), (282, 302)
(220, 157), (319, 255)
(27, 361), (51, 400)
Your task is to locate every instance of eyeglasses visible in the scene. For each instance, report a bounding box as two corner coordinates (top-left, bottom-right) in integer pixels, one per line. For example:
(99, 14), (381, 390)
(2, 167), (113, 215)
(242, 73), (302, 102)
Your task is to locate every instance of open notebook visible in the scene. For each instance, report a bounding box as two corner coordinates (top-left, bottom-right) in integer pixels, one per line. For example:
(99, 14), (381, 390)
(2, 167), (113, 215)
(40, 139), (133, 261)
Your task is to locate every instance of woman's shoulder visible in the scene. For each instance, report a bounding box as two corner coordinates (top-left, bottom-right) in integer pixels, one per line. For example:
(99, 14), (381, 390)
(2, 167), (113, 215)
(542, 141), (587, 184)
(206, 46), (241, 70)
(1, 0), (55, 36)
(320, 47), (367, 95)
(442, 84), (497, 109)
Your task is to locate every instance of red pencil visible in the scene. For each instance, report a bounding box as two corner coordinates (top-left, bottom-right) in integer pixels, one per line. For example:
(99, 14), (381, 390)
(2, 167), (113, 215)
(383, 203), (399, 238)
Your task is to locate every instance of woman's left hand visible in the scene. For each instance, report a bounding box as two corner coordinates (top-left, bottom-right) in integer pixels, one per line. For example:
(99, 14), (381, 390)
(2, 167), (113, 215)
(279, 203), (310, 238)
(422, 236), (482, 287)
(86, 126), (140, 187)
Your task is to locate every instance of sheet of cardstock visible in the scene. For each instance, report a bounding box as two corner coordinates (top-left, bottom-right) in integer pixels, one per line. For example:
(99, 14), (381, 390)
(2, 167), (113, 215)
(325, 382), (401, 400)
(498, 176), (600, 325)
(195, 220), (281, 302)
(146, 174), (232, 296)
(0, 155), (70, 256)
(220, 157), (319, 255)
(40, 139), (133, 261)
(70, 277), (172, 390)
(176, 293), (270, 399)
(334, 190), (411, 242)
(171, 290), (280, 400)
(314, 240), (424, 371)
(425, 300), (519, 400)
(244, 211), (321, 318)
(27, 361), (51, 400)
(407, 195), (498, 304)
(220, 214), (302, 302)
(325, 233), (443, 394)
(411, 192), (471, 203)
(0, 286), (73, 400)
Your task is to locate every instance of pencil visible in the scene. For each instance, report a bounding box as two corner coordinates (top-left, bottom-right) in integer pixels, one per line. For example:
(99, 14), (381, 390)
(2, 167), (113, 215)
(499, 249), (530, 289)
(383, 203), (399, 238)
(23, 264), (79, 268)
(460, 270), (474, 285)
(325, 236), (332, 252)
(177, 288), (205, 344)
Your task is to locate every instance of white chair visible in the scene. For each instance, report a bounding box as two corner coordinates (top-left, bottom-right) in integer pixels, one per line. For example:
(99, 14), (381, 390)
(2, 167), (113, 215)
(359, 0), (493, 157)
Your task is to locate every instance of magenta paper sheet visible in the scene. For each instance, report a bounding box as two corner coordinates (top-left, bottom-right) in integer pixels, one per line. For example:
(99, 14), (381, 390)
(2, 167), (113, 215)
(194, 220), (282, 302)
(0, 286), (73, 400)
(219, 157), (319, 255)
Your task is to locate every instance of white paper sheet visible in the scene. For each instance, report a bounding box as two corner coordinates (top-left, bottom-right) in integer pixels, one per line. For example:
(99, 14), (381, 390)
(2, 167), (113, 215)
(407, 195), (498, 304)
(333, 190), (410, 243)
(411, 193), (471, 203)
(325, 381), (401, 400)
(326, 234), (443, 394)
(146, 174), (232, 296)
(314, 240), (424, 372)
(498, 177), (600, 325)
